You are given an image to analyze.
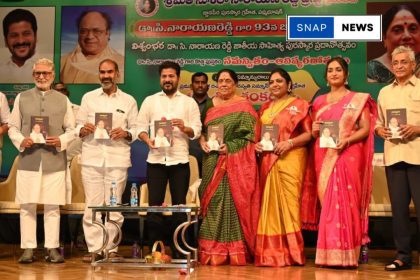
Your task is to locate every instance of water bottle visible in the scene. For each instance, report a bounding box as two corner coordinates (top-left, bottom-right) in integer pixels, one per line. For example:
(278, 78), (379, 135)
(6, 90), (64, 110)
(59, 242), (65, 257)
(131, 242), (140, 258)
(110, 181), (117, 206)
(360, 244), (368, 264)
(130, 183), (138, 207)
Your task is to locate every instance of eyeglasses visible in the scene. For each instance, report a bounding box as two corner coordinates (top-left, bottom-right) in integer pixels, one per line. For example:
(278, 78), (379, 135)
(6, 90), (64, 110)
(392, 60), (411, 67)
(33, 71), (53, 77)
(79, 28), (106, 36)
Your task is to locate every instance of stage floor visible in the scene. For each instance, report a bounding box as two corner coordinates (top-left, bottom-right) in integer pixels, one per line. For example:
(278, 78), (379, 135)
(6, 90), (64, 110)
(0, 245), (419, 280)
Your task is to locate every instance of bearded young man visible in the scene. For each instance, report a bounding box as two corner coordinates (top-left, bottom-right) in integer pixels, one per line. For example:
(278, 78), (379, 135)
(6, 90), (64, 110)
(136, 61), (201, 258)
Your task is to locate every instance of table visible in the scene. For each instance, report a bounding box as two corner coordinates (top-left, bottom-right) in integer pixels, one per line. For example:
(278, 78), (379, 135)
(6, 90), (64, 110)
(88, 205), (200, 273)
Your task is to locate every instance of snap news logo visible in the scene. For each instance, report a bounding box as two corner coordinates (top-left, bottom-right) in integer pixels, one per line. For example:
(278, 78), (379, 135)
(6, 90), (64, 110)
(287, 15), (382, 41)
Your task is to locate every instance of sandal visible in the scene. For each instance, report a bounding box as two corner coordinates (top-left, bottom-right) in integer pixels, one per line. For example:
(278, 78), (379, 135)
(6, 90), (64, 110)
(385, 260), (412, 271)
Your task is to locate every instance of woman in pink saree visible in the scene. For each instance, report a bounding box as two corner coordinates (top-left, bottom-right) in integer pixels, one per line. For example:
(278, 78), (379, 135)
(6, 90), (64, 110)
(302, 57), (377, 267)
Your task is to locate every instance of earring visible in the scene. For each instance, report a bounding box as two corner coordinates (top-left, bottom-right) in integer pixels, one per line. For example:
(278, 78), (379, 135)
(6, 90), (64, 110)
(326, 82), (329, 86)
(344, 79), (348, 85)
(287, 88), (292, 94)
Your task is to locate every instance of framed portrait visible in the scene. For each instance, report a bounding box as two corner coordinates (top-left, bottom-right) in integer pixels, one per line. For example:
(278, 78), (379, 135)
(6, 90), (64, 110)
(0, 7), (55, 84)
(60, 5), (126, 84)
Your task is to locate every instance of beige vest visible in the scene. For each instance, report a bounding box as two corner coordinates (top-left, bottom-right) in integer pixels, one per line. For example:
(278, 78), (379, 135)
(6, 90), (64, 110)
(18, 88), (67, 172)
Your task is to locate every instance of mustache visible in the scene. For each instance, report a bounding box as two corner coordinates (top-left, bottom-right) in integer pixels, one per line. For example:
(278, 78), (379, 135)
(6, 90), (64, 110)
(101, 78), (112, 83)
(13, 42), (31, 48)
(13, 42), (31, 49)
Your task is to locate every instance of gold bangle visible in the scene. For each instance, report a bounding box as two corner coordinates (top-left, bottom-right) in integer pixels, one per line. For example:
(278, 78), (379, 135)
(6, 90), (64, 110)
(287, 139), (294, 148)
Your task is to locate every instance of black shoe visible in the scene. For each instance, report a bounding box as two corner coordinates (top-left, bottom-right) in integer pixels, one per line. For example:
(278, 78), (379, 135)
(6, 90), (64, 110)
(45, 248), (64, 263)
(385, 260), (412, 271)
(18, 249), (35, 264)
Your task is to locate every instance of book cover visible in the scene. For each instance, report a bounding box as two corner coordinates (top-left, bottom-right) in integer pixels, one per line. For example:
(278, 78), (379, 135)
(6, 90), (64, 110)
(30, 116), (49, 144)
(260, 124), (278, 151)
(207, 124), (224, 151)
(94, 112), (112, 139)
(386, 108), (407, 139)
(154, 120), (172, 147)
(319, 121), (339, 148)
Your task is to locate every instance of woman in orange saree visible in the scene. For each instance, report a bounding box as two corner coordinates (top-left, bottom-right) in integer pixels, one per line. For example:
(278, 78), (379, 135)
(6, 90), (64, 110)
(198, 69), (260, 265)
(255, 68), (312, 267)
(303, 57), (377, 267)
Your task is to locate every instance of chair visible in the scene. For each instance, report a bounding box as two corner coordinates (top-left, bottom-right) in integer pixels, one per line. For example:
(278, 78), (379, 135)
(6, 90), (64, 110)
(138, 155), (201, 249)
(369, 165), (415, 217)
(369, 155), (418, 264)
(139, 155), (200, 211)
(61, 155), (86, 249)
(61, 155), (86, 215)
(0, 156), (20, 214)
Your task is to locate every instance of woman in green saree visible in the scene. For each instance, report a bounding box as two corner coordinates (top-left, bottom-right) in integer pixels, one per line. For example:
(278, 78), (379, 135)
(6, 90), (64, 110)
(198, 69), (260, 265)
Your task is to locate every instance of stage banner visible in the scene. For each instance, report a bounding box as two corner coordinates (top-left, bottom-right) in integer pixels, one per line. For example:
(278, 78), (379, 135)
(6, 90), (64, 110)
(0, 0), (419, 173)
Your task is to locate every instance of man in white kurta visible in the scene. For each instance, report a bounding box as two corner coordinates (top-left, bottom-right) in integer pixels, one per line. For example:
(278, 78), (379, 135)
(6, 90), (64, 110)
(137, 61), (201, 257)
(8, 58), (75, 264)
(76, 59), (137, 262)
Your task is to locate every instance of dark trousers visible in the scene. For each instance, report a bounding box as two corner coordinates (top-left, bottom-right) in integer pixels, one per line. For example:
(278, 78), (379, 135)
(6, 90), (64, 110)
(146, 163), (190, 253)
(385, 162), (420, 263)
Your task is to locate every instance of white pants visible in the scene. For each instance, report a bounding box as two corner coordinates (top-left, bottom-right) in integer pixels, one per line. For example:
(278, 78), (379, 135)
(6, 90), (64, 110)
(20, 203), (60, 249)
(82, 165), (127, 253)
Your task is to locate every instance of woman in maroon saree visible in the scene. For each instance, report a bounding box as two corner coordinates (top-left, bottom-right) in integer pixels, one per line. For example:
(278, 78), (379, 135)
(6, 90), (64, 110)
(302, 57), (377, 267)
(198, 69), (260, 265)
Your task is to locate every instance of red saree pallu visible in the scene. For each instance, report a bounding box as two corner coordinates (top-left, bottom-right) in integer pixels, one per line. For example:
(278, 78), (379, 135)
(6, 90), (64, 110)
(199, 99), (260, 266)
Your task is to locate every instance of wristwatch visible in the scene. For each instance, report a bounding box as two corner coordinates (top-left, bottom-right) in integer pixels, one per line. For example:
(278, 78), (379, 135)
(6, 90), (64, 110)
(125, 131), (132, 141)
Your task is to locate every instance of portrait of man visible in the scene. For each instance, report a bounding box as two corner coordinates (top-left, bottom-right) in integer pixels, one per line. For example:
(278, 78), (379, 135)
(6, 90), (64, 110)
(260, 131), (274, 151)
(60, 6), (125, 84)
(94, 119), (110, 140)
(0, 7), (55, 84)
(30, 123), (46, 144)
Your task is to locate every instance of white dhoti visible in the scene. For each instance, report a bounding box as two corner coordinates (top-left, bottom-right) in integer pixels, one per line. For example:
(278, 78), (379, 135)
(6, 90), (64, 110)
(16, 164), (68, 249)
(81, 165), (127, 253)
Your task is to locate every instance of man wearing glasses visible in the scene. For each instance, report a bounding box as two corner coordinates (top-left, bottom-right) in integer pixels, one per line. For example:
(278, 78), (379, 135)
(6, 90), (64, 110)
(60, 10), (124, 84)
(8, 58), (75, 264)
(375, 46), (420, 271)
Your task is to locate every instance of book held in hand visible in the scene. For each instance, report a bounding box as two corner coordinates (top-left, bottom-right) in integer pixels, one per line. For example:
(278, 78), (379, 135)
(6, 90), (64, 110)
(207, 124), (224, 151)
(30, 116), (49, 144)
(386, 108), (406, 139)
(260, 124), (278, 151)
(154, 120), (172, 147)
(319, 121), (339, 148)
(94, 113), (112, 139)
